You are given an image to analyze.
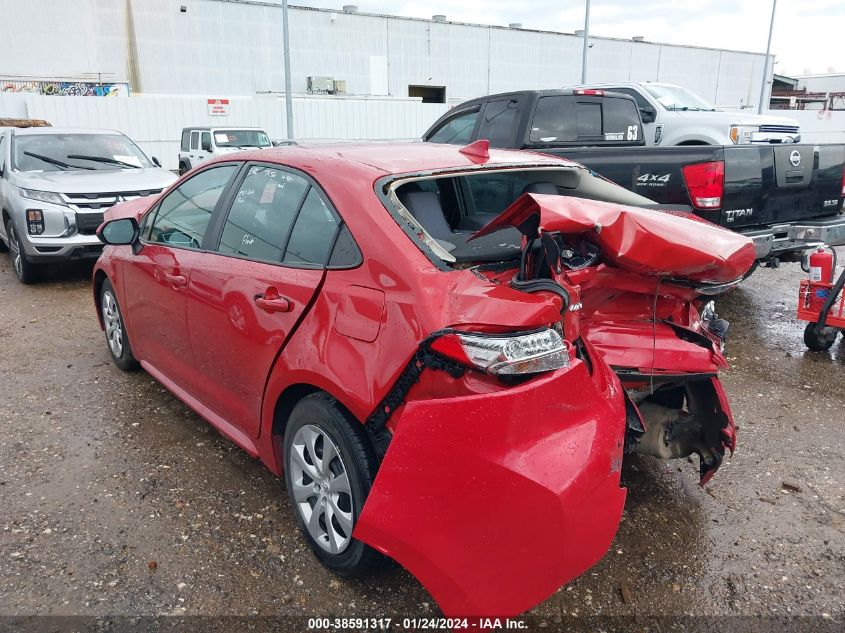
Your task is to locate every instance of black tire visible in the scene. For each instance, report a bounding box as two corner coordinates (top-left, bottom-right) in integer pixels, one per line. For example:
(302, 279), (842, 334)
(803, 322), (838, 352)
(5, 219), (39, 284)
(283, 393), (383, 576)
(99, 278), (139, 371)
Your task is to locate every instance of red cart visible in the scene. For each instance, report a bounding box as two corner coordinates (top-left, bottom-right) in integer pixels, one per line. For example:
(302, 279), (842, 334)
(797, 266), (845, 351)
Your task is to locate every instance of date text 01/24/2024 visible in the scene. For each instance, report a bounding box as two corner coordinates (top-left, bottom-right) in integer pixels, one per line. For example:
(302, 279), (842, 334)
(306, 617), (527, 630)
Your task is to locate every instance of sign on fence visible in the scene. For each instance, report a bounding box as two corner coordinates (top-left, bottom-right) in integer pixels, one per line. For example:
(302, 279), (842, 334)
(207, 98), (230, 116)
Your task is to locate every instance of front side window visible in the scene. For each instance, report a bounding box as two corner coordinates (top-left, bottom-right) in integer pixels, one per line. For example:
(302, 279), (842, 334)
(0, 135), (6, 175)
(428, 110), (479, 145)
(217, 165), (309, 262)
(12, 133), (152, 172)
(201, 131), (212, 152)
(148, 165), (237, 249)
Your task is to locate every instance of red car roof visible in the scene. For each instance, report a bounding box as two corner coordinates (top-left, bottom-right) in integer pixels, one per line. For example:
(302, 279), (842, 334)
(211, 141), (574, 177)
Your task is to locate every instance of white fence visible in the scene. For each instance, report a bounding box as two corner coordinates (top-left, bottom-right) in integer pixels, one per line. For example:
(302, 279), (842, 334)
(3, 92), (844, 172)
(771, 109), (845, 144)
(0, 93), (449, 170)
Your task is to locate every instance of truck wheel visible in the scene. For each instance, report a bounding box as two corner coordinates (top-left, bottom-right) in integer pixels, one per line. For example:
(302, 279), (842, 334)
(283, 393), (384, 577)
(5, 220), (38, 284)
(100, 278), (139, 371)
(803, 322), (838, 351)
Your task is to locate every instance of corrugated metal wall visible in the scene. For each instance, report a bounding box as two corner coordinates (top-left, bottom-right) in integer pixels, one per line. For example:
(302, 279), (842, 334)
(0, 92), (447, 170)
(0, 0), (772, 108)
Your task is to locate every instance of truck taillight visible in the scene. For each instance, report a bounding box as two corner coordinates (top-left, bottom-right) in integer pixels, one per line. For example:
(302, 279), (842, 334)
(575, 89), (604, 96)
(681, 160), (725, 210)
(429, 328), (570, 375)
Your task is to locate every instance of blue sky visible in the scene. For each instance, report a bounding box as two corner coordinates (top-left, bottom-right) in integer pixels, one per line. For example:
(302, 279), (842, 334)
(293, 0), (844, 76)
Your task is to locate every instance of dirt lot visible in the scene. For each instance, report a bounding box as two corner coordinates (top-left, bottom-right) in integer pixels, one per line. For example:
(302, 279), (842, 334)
(0, 252), (843, 632)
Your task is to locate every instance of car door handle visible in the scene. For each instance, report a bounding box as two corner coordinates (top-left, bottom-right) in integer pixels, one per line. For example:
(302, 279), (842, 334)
(254, 293), (292, 313)
(164, 272), (187, 287)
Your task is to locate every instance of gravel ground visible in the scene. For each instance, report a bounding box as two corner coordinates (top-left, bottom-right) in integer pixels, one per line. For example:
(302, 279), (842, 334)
(0, 251), (843, 632)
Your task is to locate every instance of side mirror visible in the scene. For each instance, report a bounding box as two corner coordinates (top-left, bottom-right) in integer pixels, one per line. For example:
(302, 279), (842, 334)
(151, 156), (162, 167)
(201, 138), (212, 152)
(98, 217), (139, 245)
(640, 106), (656, 124)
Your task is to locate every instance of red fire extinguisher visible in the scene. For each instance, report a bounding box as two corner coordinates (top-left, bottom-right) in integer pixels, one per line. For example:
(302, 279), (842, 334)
(809, 247), (834, 284)
(808, 247), (834, 312)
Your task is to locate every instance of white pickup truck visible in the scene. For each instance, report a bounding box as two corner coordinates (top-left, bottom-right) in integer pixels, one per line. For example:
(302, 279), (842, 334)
(572, 82), (801, 146)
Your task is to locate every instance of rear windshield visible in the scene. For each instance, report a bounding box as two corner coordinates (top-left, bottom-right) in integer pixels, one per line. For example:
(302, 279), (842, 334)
(12, 133), (152, 172)
(529, 96), (641, 144)
(387, 166), (653, 266)
(213, 129), (271, 148)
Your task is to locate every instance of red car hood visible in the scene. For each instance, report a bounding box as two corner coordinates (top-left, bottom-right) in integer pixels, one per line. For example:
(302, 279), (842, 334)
(471, 193), (756, 284)
(104, 194), (161, 223)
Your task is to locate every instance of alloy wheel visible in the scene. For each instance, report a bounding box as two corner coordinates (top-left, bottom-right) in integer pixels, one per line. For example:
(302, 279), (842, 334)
(101, 290), (124, 357)
(289, 424), (354, 554)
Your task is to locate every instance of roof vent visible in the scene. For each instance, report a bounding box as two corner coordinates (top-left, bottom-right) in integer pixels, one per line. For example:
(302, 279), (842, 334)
(432, 14), (446, 22)
(632, 35), (645, 42)
(342, 4), (358, 12)
(509, 22), (522, 29)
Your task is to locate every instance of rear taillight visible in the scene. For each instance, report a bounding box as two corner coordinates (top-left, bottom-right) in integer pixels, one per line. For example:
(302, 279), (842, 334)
(429, 328), (570, 375)
(681, 160), (724, 210)
(575, 89), (604, 96)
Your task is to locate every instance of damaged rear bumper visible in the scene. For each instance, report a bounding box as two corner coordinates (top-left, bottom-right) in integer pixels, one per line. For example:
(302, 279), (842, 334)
(353, 356), (627, 617)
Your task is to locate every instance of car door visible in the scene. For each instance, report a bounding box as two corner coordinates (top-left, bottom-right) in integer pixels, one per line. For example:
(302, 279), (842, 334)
(122, 163), (240, 391)
(0, 133), (7, 244)
(184, 163), (342, 437)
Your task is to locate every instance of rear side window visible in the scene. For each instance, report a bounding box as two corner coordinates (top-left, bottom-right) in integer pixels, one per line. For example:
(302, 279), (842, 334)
(180, 130), (190, 151)
(428, 109), (479, 145)
(148, 165), (237, 249)
(190, 131), (199, 151)
(217, 165), (309, 262)
(477, 100), (519, 148)
(529, 97), (575, 143)
(284, 188), (340, 266)
(0, 135), (5, 175)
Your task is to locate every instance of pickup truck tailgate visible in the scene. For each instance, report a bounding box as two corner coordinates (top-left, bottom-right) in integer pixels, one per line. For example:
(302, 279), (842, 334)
(723, 144), (845, 228)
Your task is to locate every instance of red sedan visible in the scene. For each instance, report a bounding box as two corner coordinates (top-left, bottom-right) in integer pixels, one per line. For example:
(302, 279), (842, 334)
(93, 141), (752, 618)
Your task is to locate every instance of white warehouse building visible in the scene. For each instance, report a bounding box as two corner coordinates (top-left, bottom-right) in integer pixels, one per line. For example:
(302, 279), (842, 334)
(1, 0), (796, 167)
(2, 0), (772, 107)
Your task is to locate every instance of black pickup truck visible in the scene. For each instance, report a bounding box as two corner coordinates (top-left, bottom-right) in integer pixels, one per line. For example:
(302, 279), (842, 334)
(423, 89), (845, 262)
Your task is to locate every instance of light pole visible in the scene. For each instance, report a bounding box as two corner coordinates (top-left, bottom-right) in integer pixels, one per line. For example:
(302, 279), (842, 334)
(282, 0), (294, 140)
(580, 0), (591, 83)
(758, 0), (776, 114)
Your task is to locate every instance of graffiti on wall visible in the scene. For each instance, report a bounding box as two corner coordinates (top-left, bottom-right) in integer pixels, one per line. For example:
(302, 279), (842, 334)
(1, 81), (129, 97)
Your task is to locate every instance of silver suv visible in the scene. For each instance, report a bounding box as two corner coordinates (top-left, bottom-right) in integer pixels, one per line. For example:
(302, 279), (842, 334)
(0, 127), (177, 283)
